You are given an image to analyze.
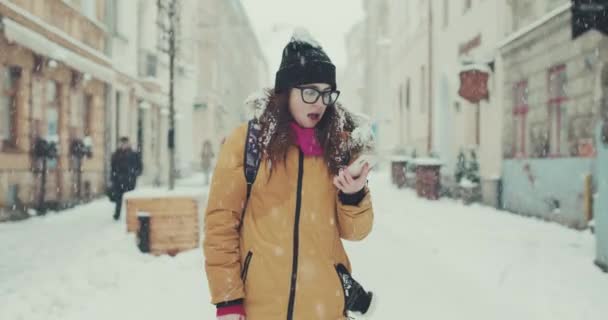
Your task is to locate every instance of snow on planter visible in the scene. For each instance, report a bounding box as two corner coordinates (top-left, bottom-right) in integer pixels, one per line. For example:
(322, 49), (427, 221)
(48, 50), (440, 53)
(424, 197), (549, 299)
(412, 158), (443, 200)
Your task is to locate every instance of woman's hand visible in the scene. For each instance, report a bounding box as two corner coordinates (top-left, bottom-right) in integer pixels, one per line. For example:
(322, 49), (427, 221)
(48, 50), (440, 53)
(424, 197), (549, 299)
(333, 163), (370, 194)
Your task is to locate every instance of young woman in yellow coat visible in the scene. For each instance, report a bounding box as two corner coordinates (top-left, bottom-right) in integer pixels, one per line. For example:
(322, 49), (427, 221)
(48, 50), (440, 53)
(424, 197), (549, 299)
(204, 30), (375, 320)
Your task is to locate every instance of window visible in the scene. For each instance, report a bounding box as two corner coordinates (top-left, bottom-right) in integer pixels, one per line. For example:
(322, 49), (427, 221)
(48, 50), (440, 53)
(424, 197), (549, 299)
(115, 91), (121, 145)
(512, 80), (529, 157)
(546, 0), (564, 11)
(420, 66), (426, 113)
(46, 81), (60, 169)
(6, 184), (18, 208)
(31, 76), (44, 138)
(406, 78), (411, 109)
(405, 0), (413, 32)
(399, 85), (404, 112)
(82, 0), (96, 20)
(107, 0), (127, 36)
(107, 0), (117, 32)
(1, 66), (20, 149)
(547, 65), (568, 156)
(443, 0), (449, 27)
(378, 2), (389, 36)
(83, 94), (93, 137)
(568, 114), (595, 157)
(70, 91), (85, 135)
(212, 61), (219, 90)
(137, 106), (145, 155)
(529, 121), (549, 158)
(602, 65), (608, 119)
(464, 0), (472, 12)
(146, 53), (158, 77)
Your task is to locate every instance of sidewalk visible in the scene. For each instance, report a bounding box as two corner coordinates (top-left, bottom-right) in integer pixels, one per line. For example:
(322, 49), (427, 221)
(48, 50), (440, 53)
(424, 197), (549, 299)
(0, 172), (607, 320)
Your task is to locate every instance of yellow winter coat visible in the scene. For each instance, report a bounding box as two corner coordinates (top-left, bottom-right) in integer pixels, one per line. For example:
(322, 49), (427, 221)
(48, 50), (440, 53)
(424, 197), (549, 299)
(203, 123), (374, 320)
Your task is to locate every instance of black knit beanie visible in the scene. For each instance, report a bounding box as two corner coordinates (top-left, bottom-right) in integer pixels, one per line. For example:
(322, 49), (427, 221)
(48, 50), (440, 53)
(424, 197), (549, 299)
(274, 30), (336, 92)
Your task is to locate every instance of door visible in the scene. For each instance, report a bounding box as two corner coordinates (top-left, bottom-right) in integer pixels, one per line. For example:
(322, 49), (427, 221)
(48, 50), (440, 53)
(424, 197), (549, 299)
(45, 80), (60, 202)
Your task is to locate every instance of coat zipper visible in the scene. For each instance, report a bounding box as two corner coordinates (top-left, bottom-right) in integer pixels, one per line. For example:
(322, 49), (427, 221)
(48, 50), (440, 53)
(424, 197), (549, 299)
(286, 150), (304, 320)
(241, 251), (253, 283)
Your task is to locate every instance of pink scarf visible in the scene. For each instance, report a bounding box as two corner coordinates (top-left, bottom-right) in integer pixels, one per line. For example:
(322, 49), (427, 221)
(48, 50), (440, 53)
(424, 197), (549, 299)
(290, 122), (324, 156)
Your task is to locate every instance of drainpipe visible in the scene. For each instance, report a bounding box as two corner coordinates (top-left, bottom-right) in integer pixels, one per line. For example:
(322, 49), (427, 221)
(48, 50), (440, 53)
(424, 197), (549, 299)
(427, 0), (434, 154)
(104, 83), (113, 188)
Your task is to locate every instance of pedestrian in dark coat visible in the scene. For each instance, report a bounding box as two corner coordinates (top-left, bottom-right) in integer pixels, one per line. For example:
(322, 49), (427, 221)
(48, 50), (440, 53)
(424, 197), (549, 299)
(110, 136), (142, 220)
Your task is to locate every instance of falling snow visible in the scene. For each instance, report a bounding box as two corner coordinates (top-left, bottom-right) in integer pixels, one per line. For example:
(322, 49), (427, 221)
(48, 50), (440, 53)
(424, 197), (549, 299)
(1, 172), (607, 320)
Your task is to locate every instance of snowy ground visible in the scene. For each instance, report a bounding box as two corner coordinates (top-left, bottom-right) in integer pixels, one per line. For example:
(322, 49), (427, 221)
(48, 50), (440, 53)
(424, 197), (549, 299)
(1, 171), (607, 320)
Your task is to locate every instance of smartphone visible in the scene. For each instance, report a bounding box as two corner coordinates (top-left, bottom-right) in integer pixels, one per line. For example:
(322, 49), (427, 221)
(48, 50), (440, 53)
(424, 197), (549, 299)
(346, 154), (377, 177)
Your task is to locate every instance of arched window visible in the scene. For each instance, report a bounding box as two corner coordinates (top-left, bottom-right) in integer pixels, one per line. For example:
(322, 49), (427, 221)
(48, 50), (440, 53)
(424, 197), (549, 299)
(602, 65), (608, 92)
(601, 65), (608, 119)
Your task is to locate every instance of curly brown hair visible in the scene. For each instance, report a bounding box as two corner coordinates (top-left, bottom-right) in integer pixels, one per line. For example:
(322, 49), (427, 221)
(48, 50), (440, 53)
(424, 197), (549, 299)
(257, 89), (362, 176)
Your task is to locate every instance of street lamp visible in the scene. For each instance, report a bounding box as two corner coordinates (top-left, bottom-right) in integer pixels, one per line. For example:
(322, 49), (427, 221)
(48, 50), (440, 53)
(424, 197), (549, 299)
(156, 0), (180, 190)
(32, 136), (59, 213)
(70, 136), (93, 201)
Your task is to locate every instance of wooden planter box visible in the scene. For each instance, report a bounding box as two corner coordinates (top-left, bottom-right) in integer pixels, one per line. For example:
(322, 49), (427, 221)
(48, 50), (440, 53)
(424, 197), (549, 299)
(389, 156), (410, 189)
(125, 196), (200, 256)
(413, 159), (443, 200)
(415, 166), (440, 200)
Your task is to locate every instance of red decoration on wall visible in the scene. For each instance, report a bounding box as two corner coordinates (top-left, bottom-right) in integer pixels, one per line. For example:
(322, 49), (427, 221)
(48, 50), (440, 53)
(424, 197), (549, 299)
(458, 69), (489, 104)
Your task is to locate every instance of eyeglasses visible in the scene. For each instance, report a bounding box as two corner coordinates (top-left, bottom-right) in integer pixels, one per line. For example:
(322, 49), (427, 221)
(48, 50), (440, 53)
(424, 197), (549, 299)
(295, 86), (340, 105)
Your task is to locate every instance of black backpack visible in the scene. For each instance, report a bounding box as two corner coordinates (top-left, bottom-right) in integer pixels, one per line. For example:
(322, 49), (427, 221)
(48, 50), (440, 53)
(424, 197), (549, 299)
(244, 120), (262, 201)
(237, 120), (261, 231)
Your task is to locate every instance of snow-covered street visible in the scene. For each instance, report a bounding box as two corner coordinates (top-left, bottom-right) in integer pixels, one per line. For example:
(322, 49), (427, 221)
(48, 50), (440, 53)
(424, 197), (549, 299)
(1, 172), (607, 320)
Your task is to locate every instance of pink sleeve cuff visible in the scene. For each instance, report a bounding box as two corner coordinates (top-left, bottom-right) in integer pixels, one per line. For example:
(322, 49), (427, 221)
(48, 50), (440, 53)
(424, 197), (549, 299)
(217, 304), (246, 317)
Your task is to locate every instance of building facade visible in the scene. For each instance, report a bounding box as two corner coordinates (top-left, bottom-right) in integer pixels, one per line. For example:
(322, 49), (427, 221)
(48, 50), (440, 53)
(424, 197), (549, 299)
(340, 21), (366, 115)
(500, 0), (608, 228)
(0, 0), (202, 220)
(354, 0), (607, 228)
(432, 0), (509, 205)
(360, 0), (507, 201)
(0, 0), (111, 219)
(191, 0), (268, 170)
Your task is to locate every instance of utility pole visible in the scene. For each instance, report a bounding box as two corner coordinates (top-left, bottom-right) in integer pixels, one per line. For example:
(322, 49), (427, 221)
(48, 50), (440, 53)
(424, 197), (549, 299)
(399, 87), (404, 148)
(157, 0), (180, 190)
(427, 0), (434, 154)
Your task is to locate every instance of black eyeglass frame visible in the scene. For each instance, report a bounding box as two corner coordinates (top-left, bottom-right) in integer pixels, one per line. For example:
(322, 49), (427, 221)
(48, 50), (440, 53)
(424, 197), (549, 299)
(294, 86), (341, 106)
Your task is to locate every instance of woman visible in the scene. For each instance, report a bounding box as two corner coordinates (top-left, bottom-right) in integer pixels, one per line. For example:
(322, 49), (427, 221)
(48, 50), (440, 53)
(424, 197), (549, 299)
(204, 30), (374, 320)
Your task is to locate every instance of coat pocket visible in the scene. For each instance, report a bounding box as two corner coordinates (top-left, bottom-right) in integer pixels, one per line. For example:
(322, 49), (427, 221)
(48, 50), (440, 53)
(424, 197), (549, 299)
(241, 251), (253, 284)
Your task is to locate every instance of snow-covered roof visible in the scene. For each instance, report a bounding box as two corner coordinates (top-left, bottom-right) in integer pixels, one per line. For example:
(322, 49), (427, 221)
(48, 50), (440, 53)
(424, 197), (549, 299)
(1, 17), (114, 83)
(133, 83), (167, 107)
(457, 62), (493, 74)
(388, 155), (412, 162)
(412, 158), (443, 166)
(498, 2), (571, 50)
(0, 0), (111, 64)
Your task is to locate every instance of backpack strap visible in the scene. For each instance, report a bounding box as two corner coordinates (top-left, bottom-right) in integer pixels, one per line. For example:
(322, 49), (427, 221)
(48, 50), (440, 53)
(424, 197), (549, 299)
(244, 119), (262, 202)
(239, 120), (262, 231)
